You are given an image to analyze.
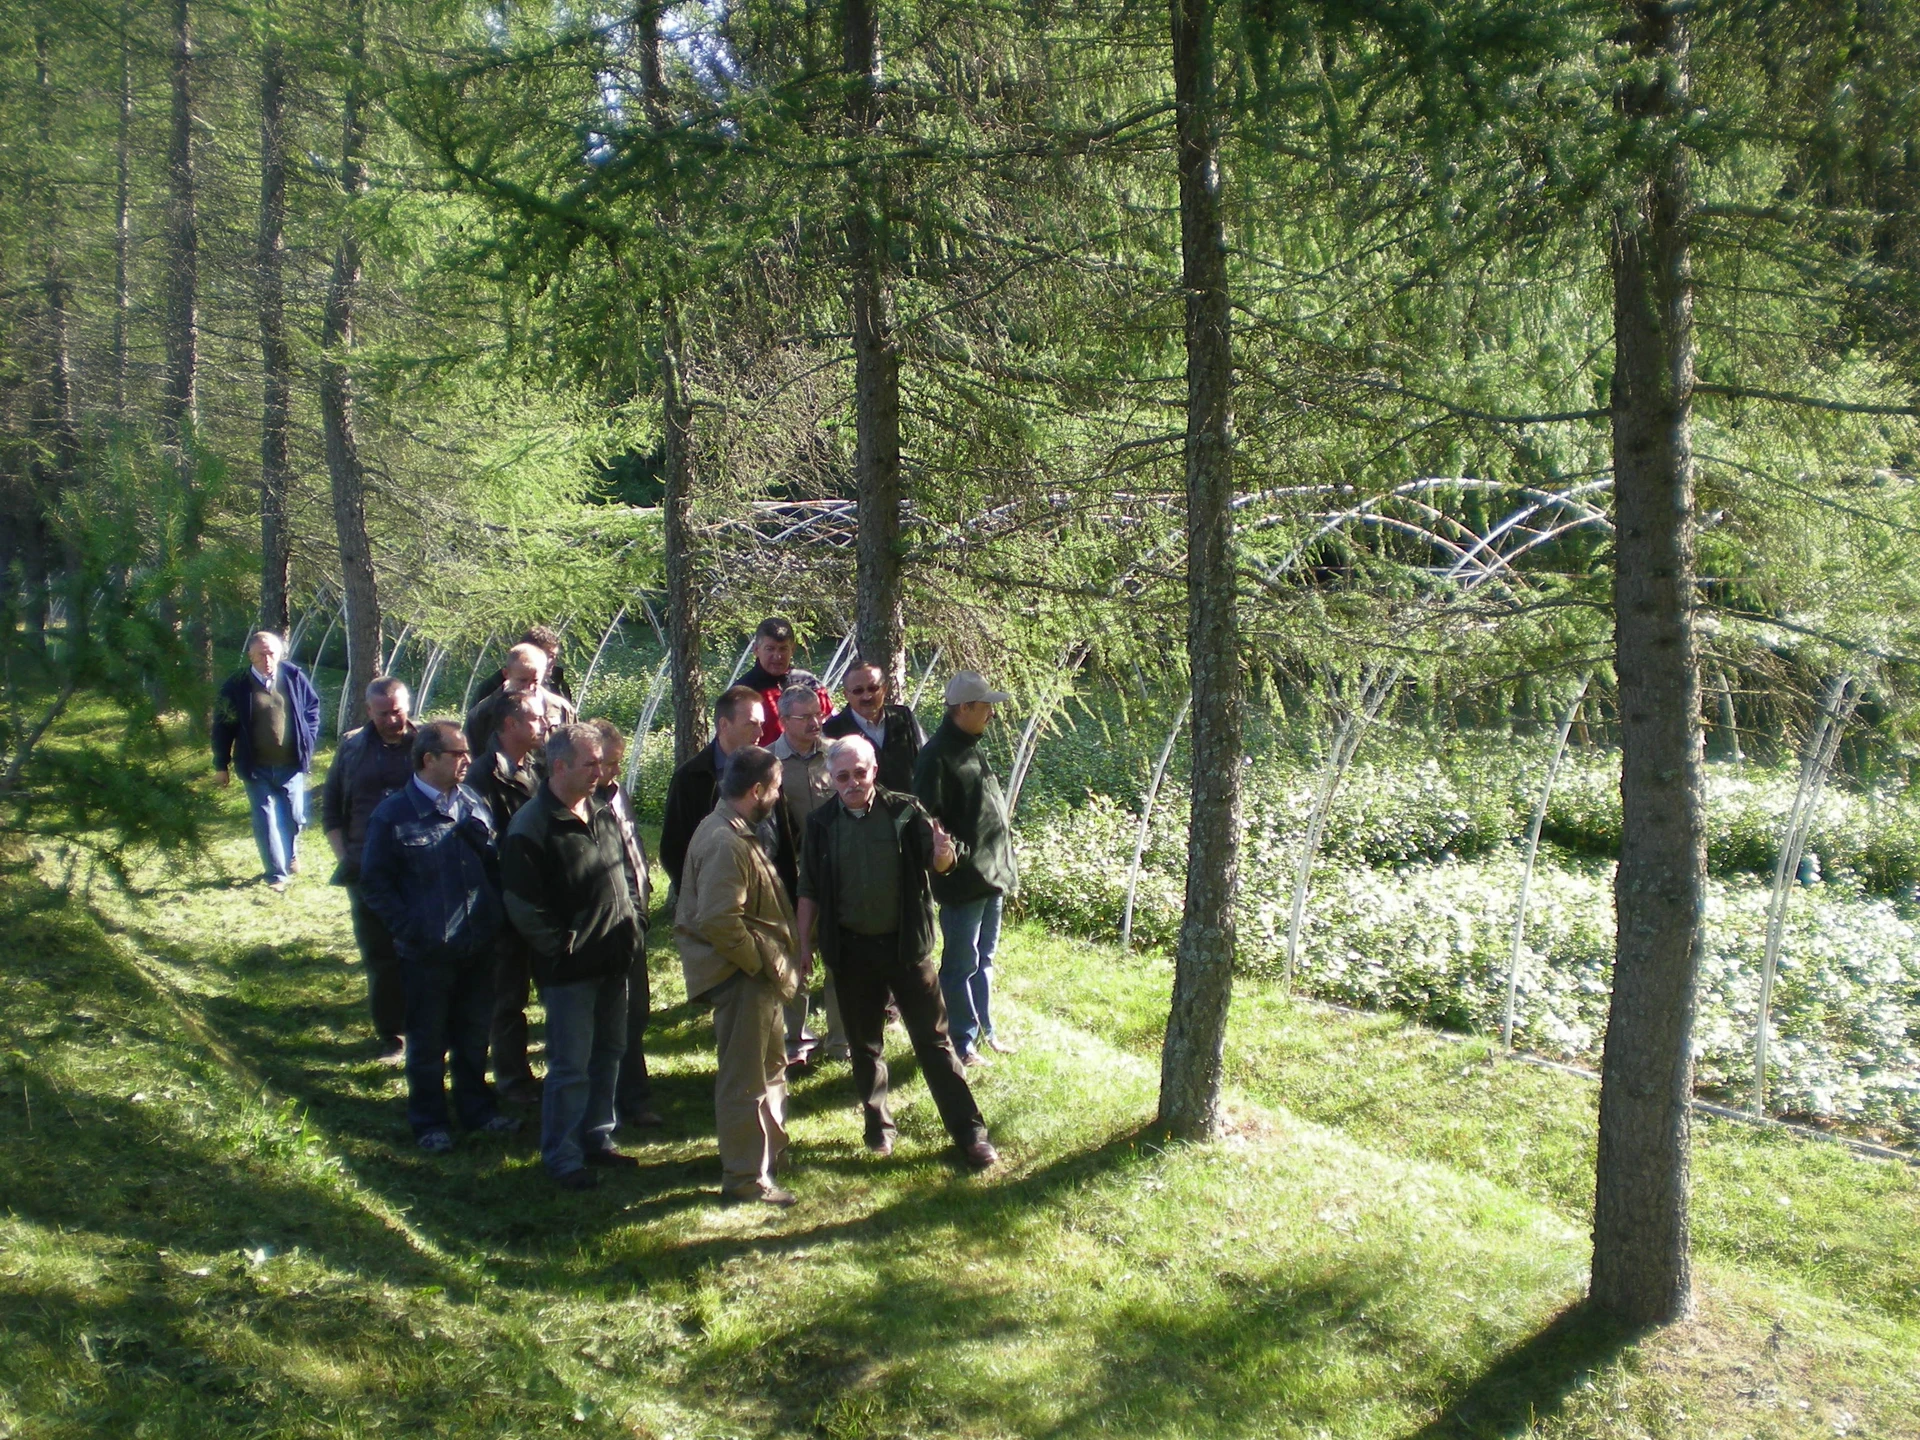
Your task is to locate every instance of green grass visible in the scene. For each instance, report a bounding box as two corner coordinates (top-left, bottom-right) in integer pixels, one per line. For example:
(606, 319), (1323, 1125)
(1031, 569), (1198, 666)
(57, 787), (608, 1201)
(1, 815), (1916, 1437)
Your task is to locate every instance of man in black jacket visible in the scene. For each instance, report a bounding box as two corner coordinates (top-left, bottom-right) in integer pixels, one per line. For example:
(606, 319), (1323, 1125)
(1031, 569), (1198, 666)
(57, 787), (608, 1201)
(473, 693), (550, 1104)
(660, 685), (800, 895)
(323, 676), (416, 1058)
(503, 724), (640, 1190)
(913, 671), (1019, 1064)
(822, 662), (926, 794)
(797, 735), (997, 1169)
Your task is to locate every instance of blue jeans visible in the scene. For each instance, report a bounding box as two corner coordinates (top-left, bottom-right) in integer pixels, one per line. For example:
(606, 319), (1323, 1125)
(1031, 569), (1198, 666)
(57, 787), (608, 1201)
(402, 951), (498, 1137)
(938, 894), (1002, 1058)
(241, 764), (306, 883)
(539, 973), (628, 1177)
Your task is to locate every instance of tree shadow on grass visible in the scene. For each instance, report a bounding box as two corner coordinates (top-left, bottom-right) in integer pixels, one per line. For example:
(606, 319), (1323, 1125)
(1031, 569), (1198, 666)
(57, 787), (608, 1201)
(1405, 1301), (1640, 1439)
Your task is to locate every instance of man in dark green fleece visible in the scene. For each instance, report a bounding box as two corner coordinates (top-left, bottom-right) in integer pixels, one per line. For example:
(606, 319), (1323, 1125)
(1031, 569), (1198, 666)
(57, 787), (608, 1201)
(797, 735), (996, 1168)
(913, 671), (1019, 1064)
(502, 724), (639, 1191)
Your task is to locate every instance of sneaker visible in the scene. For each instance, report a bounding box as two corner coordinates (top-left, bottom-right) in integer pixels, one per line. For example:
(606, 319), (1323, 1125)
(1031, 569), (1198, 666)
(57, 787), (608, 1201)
(476, 1114), (523, 1137)
(961, 1139), (999, 1170)
(554, 1168), (600, 1192)
(417, 1129), (454, 1155)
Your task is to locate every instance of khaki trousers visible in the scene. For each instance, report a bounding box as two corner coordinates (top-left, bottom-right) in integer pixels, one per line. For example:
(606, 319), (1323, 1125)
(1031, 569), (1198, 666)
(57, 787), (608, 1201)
(708, 970), (789, 1196)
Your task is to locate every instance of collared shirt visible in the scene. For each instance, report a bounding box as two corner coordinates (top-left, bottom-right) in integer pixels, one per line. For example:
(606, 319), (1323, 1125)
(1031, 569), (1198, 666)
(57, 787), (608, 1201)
(850, 708), (886, 747)
(413, 775), (462, 818)
(251, 666), (275, 687)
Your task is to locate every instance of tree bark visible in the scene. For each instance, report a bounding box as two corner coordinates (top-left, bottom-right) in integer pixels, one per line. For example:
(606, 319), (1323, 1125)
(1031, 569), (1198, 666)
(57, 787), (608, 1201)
(1592, 0), (1704, 1328)
(320, 0), (383, 711)
(24, 28), (76, 642)
(113, 5), (133, 418)
(258, 28), (294, 633)
(1158, 0), (1242, 1140)
(843, 0), (907, 690)
(162, 0), (198, 442)
(638, 4), (705, 764)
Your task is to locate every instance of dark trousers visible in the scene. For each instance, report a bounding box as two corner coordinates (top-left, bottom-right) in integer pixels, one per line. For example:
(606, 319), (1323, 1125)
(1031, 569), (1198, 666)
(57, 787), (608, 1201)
(830, 929), (986, 1148)
(346, 884), (406, 1043)
(616, 940), (653, 1116)
(489, 933), (537, 1087)
(402, 951), (499, 1136)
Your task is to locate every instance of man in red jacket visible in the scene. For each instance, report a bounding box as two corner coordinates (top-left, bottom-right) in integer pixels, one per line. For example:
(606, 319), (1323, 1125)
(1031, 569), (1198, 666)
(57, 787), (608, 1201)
(736, 617), (833, 746)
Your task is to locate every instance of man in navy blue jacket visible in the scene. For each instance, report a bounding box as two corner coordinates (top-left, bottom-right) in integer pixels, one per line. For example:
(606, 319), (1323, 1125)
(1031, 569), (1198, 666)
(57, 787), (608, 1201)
(359, 721), (521, 1154)
(212, 630), (322, 891)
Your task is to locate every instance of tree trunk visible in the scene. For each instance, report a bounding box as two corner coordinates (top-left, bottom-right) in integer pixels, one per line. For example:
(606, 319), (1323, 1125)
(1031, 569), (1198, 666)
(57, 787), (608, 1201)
(1592, 0), (1704, 1328)
(163, 0), (198, 441)
(258, 29), (294, 633)
(25, 28), (76, 640)
(1158, 0), (1242, 1140)
(113, 5), (133, 417)
(320, 0), (383, 711)
(843, 0), (907, 689)
(638, 3), (706, 764)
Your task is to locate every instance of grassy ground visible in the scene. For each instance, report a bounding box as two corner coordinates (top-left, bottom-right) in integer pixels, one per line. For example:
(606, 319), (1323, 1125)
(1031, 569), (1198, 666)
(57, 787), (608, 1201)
(1, 817), (1917, 1438)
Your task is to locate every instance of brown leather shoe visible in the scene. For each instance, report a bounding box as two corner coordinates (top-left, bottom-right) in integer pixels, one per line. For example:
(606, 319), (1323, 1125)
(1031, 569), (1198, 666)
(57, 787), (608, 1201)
(961, 1140), (999, 1170)
(723, 1183), (797, 1207)
(985, 1034), (1017, 1055)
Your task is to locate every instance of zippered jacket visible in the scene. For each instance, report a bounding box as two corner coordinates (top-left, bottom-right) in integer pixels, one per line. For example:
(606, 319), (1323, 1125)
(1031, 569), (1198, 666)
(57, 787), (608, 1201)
(358, 781), (504, 964)
(913, 718), (1018, 905)
(502, 785), (639, 988)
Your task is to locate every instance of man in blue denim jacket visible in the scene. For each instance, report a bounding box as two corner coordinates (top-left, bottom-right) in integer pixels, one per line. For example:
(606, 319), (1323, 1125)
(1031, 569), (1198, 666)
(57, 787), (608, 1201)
(359, 720), (521, 1153)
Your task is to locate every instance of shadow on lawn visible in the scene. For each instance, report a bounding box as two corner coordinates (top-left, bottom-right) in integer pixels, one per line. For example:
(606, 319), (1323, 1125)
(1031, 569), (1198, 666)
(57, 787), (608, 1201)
(1408, 1301), (1640, 1439)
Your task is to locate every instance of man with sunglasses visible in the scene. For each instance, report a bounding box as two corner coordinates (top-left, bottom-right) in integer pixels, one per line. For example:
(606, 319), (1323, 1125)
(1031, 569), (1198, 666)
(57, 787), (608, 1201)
(821, 662), (926, 794)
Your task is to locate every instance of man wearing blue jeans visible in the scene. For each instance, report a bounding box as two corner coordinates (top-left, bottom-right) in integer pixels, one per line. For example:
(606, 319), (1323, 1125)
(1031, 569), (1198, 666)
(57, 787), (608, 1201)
(212, 630), (321, 892)
(503, 724), (639, 1191)
(914, 671), (1020, 1065)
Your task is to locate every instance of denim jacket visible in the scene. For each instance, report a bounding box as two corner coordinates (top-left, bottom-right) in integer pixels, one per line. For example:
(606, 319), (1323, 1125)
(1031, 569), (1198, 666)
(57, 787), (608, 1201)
(358, 780), (504, 964)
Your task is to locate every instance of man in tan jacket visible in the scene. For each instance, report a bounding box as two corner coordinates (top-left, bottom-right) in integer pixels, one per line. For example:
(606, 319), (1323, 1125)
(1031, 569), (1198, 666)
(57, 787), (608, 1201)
(674, 745), (802, 1206)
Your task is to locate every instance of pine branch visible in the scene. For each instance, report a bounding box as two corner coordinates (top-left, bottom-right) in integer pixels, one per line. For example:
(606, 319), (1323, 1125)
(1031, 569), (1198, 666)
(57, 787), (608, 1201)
(1694, 383), (1920, 419)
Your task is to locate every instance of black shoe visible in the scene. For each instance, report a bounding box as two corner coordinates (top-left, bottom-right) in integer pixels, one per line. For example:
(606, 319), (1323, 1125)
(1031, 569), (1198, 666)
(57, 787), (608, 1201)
(554, 1168), (600, 1192)
(498, 1077), (543, 1106)
(476, 1114), (523, 1137)
(584, 1146), (640, 1169)
(961, 1139), (999, 1170)
(866, 1133), (895, 1158)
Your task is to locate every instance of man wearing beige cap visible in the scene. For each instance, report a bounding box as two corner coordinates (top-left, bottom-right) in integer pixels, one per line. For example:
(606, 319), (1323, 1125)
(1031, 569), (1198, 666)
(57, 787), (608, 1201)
(912, 671), (1019, 1065)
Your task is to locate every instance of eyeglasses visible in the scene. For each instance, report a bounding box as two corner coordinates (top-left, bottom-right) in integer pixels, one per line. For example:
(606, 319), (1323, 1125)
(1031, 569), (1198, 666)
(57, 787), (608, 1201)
(846, 684), (882, 696)
(439, 747), (472, 757)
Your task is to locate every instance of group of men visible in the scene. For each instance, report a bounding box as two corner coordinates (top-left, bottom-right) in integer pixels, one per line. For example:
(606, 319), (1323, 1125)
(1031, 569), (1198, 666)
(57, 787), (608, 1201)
(211, 617), (1020, 1203)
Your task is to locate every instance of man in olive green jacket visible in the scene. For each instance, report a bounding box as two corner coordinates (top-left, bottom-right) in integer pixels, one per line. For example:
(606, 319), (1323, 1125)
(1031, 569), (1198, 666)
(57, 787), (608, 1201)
(674, 745), (802, 1206)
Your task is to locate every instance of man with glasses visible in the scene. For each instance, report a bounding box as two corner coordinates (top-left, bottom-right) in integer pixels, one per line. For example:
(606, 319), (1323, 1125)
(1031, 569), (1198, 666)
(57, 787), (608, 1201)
(795, 735), (996, 1169)
(822, 662), (926, 794)
(359, 721), (521, 1154)
(771, 684), (846, 1063)
(323, 676), (416, 1060)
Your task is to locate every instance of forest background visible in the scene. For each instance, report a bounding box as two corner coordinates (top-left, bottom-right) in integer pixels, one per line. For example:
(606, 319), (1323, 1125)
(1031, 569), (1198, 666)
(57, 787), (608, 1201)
(5, 0), (1920, 1329)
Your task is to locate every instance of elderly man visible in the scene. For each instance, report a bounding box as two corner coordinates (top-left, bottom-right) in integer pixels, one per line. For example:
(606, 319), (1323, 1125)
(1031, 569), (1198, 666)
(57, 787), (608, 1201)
(675, 747), (801, 1206)
(771, 684), (846, 1063)
(660, 685), (797, 894)
(913, 671), (1019, 1065)
(473, 692), (551, 1105)
(212, 630), (322, 892)
(503, 725), (640, 1191)
(798, 735), (997, 1168)
(736, 617), (833, 746)
(822, 662), (926, 794)
(587, 718), (662, 1130)
(358, 721), (521, 1153)
(465, 642), (576, 753)
(323, 676), (416, 1059)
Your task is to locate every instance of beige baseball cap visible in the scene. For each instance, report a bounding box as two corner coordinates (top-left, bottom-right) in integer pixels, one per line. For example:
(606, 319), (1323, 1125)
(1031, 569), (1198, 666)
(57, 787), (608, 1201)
(944, 670), (1011, 705)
